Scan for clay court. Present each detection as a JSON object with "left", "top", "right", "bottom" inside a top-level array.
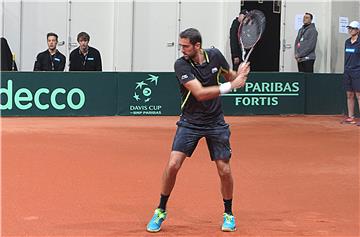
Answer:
[{"left": 1, "top": 115, "right": 359, "bottom": 236}]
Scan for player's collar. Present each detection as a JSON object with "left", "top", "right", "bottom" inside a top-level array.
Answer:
[
  {"left": 202, "top": 49, "right": 209, "bottom": 63},
  {"left": 189, "top": 49, "right": 209, "bottom": 67}
]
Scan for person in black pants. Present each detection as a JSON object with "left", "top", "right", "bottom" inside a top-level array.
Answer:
[
  {"left": 69, "top": 32, "right": 102, "bottom": 71},
  {"left": 342, "top": 21, "right": 360, "bottom": 125},
  {"left": 294, "top": 12, "right": 318, "bottom": 73},
  {"left": 34, "top": 32, "right": 66, "bottom": 71},
  {"left": 229, "top": 9, "right": 248, "bottom": 71}
]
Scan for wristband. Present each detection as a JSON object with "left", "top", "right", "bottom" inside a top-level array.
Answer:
[{"left": 219, "top": 82, "right": 232, "bottom": 95}]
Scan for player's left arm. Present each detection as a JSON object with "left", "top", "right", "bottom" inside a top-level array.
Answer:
[
  {"left": 223, "top": 63, "right": 249, "bottom": 85},
  {"left": 215, "top": 48, "right": 244, "bottom": 82},
  {"left": 222, "top": 69, "right": 237, "bottom": 82},
  {"left": 222, "top": 63, "right": 250, "bottom": 82}
]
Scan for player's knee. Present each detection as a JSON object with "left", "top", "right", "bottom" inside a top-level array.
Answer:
[
  {"left": 347, "top": 92, "right": 355, "bottom": 99},
  {"left": 218, "top": 165, "right": 232, "bottom": 178},
  {"left": 167, "top": 160, "right": 182, "bottom": 174}
]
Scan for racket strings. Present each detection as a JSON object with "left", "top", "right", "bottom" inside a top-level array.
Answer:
[{"left": 239, "top": 10, "right": 266, "bottom": 49}]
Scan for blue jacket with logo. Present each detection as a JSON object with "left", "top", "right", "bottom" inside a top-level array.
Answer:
[{"left": 344, "top": 36, "right": 360, "bottom": 73}]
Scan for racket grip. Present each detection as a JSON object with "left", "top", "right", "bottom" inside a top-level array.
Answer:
[{"left": 11, "top": 53, "right": 16, "bottom": 71}]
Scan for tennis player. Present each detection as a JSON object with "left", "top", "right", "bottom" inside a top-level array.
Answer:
[{"left": 146, "top": 28, "right": 250, "bottom": 233}]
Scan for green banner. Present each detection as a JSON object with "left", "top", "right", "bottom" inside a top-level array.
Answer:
[
  {"left": 0, "top": 72, "right": 346, "bottom": 116},
  {"left": 0, "top": 72, "right": 118, "bottom": 116},
  {"left": 117, "top": 72, "right": 180, "bottom": 115},
  {"left": 305, "top": 73, "right": 346, "bottom": 115},
  {"left": 222, "top": 73, "right": 305, "bottom": 115}
]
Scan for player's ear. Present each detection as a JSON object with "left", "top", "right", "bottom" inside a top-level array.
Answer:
[{"left": 194, "top": 42, "right": 201, "bottom": 50}]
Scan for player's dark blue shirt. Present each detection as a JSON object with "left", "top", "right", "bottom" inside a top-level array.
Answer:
[
  {"left": 174, "top": 47, "right": 229, "bottom": 126},
  {"left": 344, "top": 36, "right": 360, "bottom": 72}
]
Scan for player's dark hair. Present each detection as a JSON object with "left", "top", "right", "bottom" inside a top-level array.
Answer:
[
  {"left": 305, "top": 12, "right": 313, "bottom": 20},
  {"left": 47, "top": 32, "right": 58, "bottom": 41},
  {"left": 77, "top": 32, "right": 90, "bottom": 42},
  {"left": 179, "top": 28, "right": 202, "bottom": 46},
  {"left": 240, "top": 9, "right": 248, "bottom": 15}
]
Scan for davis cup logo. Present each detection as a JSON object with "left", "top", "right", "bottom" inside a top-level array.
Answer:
[
  {"left": 130, "top": 74, "right": 162, "bottom": 115},
  {"left": 133, "top": 74, "right": 159, "bottom": 103}
]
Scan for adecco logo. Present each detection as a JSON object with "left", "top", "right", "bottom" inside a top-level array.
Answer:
[{"left": 0, "top": 80, "right": 85, "bottom": 110}]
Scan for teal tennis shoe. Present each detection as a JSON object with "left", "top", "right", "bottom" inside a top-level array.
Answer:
[
  {"left": 146, "top": 208, "right": 167, "bottom": 232},
  {"left": 221, "top": 213, "right": 236, "bottom": 232}
]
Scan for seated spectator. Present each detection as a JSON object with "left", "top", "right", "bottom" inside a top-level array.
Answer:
[
  {"left": 34, "top": 32, "right": 66, "bottom": 71},
  {"left": 69, "top": 32, "right": 102, "bottom": 71}
]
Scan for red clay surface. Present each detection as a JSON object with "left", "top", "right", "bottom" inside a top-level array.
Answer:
[{"left": 1, "top": 115, "right": 359, "bottom": 236}]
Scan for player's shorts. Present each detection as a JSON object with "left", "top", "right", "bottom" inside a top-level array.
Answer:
[
  {"left": 344, "top": 70, "right": 360, "bottom": 92},
  {"left": 171, "top": 120, "right": 232, "bottom": 161}
]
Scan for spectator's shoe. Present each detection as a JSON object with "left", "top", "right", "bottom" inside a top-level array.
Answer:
[
  {"left": 221, "top": 213, "right": 236, "bottom": 232},
  {"left": 342, "top": 117, "right": 356, "bottom": 124},
  {"left": 146, "top": 208, "right": 167, "bottom": 232}
]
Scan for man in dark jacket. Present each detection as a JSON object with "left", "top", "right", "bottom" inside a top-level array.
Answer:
[
  {"left": 1, "top": 37, "right": 18, "bottom": 71},
  {"left": 69, "top": 32, "right": 102, "bottom": 71},
  {"left": 294, "top": 12, "right": 318, "bottom": 73},
  {"left": 34, "top": 32, "right": 66, "bottom": 71},
  {"left": 229, "top": 9, "right": 248, "bottom": 71}
]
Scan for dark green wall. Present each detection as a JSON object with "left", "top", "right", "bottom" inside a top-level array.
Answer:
[
  {"left": 0, "top": 72, "right": 347, "bottom": 116},
  {"left": 305, "top": 73, "right": 346, "bottom": 115},
  {"left": 222, "top": 72, "right": 305, "bottom": 115},
  {"left": 1, "top": 72, "right": 118, "bottom": 116}
]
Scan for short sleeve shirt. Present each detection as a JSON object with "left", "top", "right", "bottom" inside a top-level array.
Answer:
[
  {"left": 174, "top": 47, "right": 230, "bottom": 125},
  {"left": 344, "top": 36, "right": 360, "bottom": 73}
]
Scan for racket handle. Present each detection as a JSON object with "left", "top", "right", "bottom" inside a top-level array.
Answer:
[
  {"left": 11, "top": 53, "right": 16, "bottom": 71},
  {"left": 244, "top": 47, "right": 255, "bottom": 63},
  {"left": 242, "top": 52, "right": 246, "bottom": 62}
]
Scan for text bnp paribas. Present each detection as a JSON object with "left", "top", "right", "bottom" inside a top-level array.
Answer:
[{"left": 222, "top": 81, "right": 300, "bottom": 106}]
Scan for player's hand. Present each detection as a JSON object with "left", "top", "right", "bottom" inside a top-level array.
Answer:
[
  {"left": 237, "top": 62, "right": 250, "bottom": 76},
  {"left": 231, "top": 62, "right": 250, "bottom": 89},
  {"left": 231, "top": 76, "right": 247, "bottom": 89}
]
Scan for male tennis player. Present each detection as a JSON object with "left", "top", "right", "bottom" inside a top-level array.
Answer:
[{"left": 146, "top": 28, "right": 250, "bottom": 233}]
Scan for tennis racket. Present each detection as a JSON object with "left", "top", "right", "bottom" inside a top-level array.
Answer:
[{"left": 238, "top": 9, "right": 266, "bottom": 63}]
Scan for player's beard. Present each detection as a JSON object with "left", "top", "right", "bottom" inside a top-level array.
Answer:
[{"left": 184, "top": 51, "right": 196, "bottom": 61}]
